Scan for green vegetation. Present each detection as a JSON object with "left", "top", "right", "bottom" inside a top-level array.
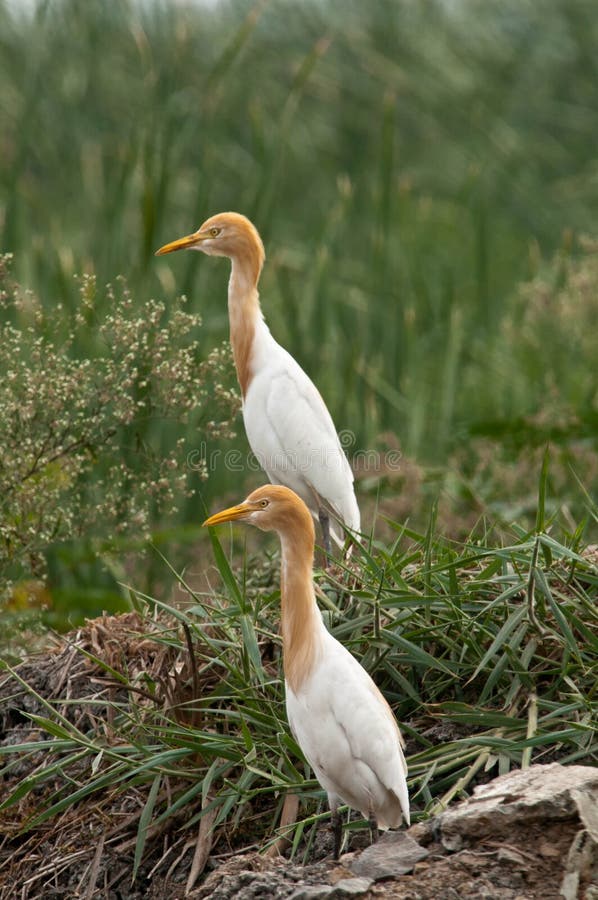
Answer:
[
  {"left": 0, "top": 2, "right": 596, "bottom": 881},
  {"left": 0, "top": 255, "right": 237, "bottom": 644}
]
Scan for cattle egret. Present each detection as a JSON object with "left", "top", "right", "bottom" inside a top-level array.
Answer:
[
  {"left": 156, "top": 212, "right": 360, "bottom": 552},
  {"left": 203, "top": 484, "right": 409, "bottom": 856}
]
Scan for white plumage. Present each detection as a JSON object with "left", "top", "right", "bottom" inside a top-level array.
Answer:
[
  {"left": 156, "top": 212, "right": 360, "bottom": 550},
  {"left": 286, "top": 630, "right": 410, "bottom": 832},
  {"left": 203, "top": 484, "right": 409, "bottom": 856},
  {"left": 243, "top": 317, "right": 360, "bottom": 545}
]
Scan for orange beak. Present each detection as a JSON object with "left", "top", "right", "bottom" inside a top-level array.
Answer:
[
  {"left": 203, "top": 502, "right": 251, "bottom": 528},
  {"left": 155, "top": 231, "right": 207, "bottom": 256}
]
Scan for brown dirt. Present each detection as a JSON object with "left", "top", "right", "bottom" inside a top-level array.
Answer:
[{"left": 375, "top": 820, "right": 581, "bottom": 900}]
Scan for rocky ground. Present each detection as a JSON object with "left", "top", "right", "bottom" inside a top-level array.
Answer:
[{"left": 191, "top": 764, "right": 598, "bottom": 900}]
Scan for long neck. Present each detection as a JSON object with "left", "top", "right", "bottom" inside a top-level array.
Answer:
[
  {"left": 228, "top": 255, "right": 263, "bottom": 396},
  {"left": 279, "top": 529, "right": 323, "bottom": 694}
]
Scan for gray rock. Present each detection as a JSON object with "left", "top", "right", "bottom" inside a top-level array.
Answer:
[
  {"left": 439, "top": 763, "right": 598, "bottom": 851},
  {"left": 560, "top": 823, "right": 598, "bottom": 900},
  {"left": 571, "top": 786, "right": 598, "bottom": 841},
  {"left": 289, "top": 887, "right": 333, "bottom": 900},
  {"left": 349, "top": 831, "right": 429, "bottom": 880},
  {"left": 332, "top": 877, "right": 374, "bottom": 896},
  {"left": 290, "top": 878, "right": 374, "bottom": 899}
]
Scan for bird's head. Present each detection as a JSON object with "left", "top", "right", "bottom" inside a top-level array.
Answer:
[
  {"left": 203, "top": 484, "right": 315, "bottom": 541},
  {"left": 155, "top": 211, "right": 265, "bottom": 273}
]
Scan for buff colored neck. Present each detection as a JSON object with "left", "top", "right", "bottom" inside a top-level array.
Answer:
[
  {"left": 279, "top": 527, "right": 324, "bottom": 694},
  {"left": 228, "top": 252, "right": 263, "bottom": 396}
]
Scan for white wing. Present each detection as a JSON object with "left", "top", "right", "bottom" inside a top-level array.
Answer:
[
  {"left": 244, "top": 328, "right": 360, "bottom": 541},
  {"left": 286, "top": 633, "right": 409, "bottom": 828}
]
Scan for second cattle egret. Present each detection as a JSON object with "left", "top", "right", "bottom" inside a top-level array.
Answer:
[
  {"left": 156, "top": 212, "right": 360, "bottom": 552},
  {"left": 203, "top": 484, "right": 409, "bottom": 856}
]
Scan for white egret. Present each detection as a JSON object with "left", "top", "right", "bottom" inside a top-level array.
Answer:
[
  {"left": 156, "top": 212, "right": 360, "bottom": 552},
  {"left": 203, "top": 484, "right": 409, "bottom": 856}
]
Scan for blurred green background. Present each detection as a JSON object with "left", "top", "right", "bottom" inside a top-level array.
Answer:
[{"left": 1, "top": 0, "right": 597, "bottom": 634}]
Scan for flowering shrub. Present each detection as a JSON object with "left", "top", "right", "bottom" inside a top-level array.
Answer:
[{"left": 0, "top": 255, "right": 239, "bottom": 604}]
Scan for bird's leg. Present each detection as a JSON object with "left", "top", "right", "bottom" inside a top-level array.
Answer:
[
  {"left": 318, "top": 509, "right": 332, "bottom": 557},
  {"left": 329, "top": 797, "right": 342, "bottom": 860},
  {"left": 368, "top": 810, "right": 379, "bottom": 846}
]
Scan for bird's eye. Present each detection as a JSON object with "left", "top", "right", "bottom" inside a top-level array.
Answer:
[
  {"left": 209, "top": 227, "right": 220, "bottom": 237},
  {"left": 259, "top": 499, "right": 269, "bottom": 508}
]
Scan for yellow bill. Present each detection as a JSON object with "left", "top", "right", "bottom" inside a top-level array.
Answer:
[
  {"left": 203, "top": 502, "right": 250, "bottom": 527},
  {"left": 155, "top": 231, "right": 205, "bottom": 256}
]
